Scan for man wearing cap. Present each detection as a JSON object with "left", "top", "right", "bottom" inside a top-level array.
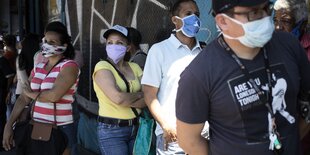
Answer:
[
  {"left": 141, "top": 0, "right": 202, "bottom": 154},
  {"left": 175, "top": 0, "right": 310, "bottom": 155}
]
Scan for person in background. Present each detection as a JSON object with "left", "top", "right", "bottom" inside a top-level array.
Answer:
[
  {"left": 93, "top": 25, "right": 145, "bottom": 155},
  {"left": 274, "top": 1, "right": 310, "bottom": 154},
  {"left": 141, "top": 0, "right": 202, "bottom": 154},
  {"left": 15, "top": 33, "right": 41, "bottom": 99},
  {"left": 0, "top": 36, "right": 15, "bottom": 152},
  {"left": 126, "top": 27, "right": 147, "bottom": 70},
  {"left": 32, "top": 25, "right": 83, "bottom": 155},
  {"left": 175, "top": 0, "right": 310, "bottom": 154},
  {"left": 274, "top": 0, "right": 310, "bottom": 60},
  {"left": 5, "top": 34, "right": 41, "bottom": 123},
  {"left": 3, "top": 21, "right": 80, "bottom": 155},
  {"left": 2, "top": 35, "right": 17, "bottom": 70}
]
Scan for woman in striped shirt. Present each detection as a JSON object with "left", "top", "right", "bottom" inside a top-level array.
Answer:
[{"left": 3, "top": 21, "right": 80, "bottom": 155}]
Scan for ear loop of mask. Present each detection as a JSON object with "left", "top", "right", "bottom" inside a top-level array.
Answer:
[
  {"left": 173, "top": 14, "right": 197, "bottom": 32},
  {"left": 218, "top": 14, "right": 244, "bottom": 40},
  {"left": 173, "top": 16, "right": 184, "bottom": 32}
]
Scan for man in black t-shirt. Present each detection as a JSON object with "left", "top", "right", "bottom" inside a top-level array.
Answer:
[{"left": 175, "top": 0, "right": 310, "bottom": 155}]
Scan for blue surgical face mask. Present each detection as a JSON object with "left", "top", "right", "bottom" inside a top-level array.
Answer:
[
  {"left": 175, "top": 14, "right": 201, "bottom": 38},
  {"left": 221, "top": 14, "right": 275, "bottom": 48}
]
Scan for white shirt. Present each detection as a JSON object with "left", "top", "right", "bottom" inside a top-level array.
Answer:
[{"left": 141, "top": 34, "right": 202, "bottom": 136}]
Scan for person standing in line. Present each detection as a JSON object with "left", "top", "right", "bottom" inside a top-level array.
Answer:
[
  {"left": 3, "top": 21, "right": 80, "bottom": 155},
  {"left": 15, "top": 33, "right": 41, "bottom": 99},
  {"left": 0, "top": 38, "right": 15, "bottom": 152},
  {"left": 126, "top": 27, "right": 147, "bottom": 70},
  {"left": 2, "top": 35, "right": 17, "bottom": 70},
  {"left": 93, "top": 25, "right": 145, "bottom": 155},
  {"left": 175, "top": 0, "right": 310, "bottom": 155},
  {"left": 273, "top": 1, "right": 310, "bottom": 154},
  {"left": 274, "top": 0, "right": 310, "bottom": 61},
  {"left": 141, "top": 0, "right": 202, "bottom": 154}
]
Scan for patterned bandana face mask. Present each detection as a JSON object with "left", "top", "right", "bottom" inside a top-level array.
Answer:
[{"left": 41, "top": 43, "right": 67, "bottom": 58}]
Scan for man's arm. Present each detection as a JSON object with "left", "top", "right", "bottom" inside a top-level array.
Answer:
[
  {"left": 143, "top": 85, "right": 177, "bottom": 143},
  {"left": 177, "top": 119, "right": 208, "bottom": 155}
]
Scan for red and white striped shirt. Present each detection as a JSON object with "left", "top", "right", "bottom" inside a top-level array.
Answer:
[{"left": 30, "top": 59, "right": 79, "bottom": 126}]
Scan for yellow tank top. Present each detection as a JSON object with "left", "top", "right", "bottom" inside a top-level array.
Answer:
[{"left": 93, "top": 61, "right": 142, "bottom": 119}]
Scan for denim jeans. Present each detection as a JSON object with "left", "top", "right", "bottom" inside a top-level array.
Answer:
[
  {"left": 156, "top": 134, "right": 186, "bottom": 155},
  {"left": 58, "top": 123, "right": 77, "bottom": 151},
  {"left": 97, "top": 122, "right": 137, "bottom": 155}
]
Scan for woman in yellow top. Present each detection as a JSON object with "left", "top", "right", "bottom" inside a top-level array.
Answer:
[{"left": 93, "top": 25, "right": 145, "bottom": 155}]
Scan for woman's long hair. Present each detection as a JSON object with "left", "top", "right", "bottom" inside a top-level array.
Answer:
[
  {"left": 18, "top": 33, "right": 40, "bottom": 76},
  {"left": 45, "top": 21, "right": 75, "bottom": 59}
]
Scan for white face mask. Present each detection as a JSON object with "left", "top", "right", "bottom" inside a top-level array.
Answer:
[{"left": 221, "top": 14, "right": 275, "bottom": 48}]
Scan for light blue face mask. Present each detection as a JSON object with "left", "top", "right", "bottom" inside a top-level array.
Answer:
[
  {"left": 175, "top": 14, "right": 201, "bottom": 38},
  {"left": 221, "top": 14, "right": 275, "bottom": 48}
]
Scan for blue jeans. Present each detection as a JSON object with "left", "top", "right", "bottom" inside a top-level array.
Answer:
[
  {"left": 58, "top": 123, "right": 77, "bottom": 151},
  {"left": 97, "top": 122, "right": 137, "bottom": 155}
]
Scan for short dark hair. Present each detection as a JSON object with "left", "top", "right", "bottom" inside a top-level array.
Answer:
[
  {"left": 45, "top": 21, "right": 75, "bottom": 59},
  {"left": 3, "top": 34, "right": 16, "bottom": 48},
  {"left": 170, "top": 0, "right": 197, "bottom": 16},
  {"left": 126, "top": 27, "right": 142, "bottom": 49}
]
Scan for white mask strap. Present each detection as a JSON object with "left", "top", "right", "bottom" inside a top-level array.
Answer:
[{"left": 174, "top": 16, "right": 183, "bottom": 32}]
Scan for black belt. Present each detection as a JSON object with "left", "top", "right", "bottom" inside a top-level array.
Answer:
[{"left": 98, "top": 116, "right": 139, "bottom": 127}]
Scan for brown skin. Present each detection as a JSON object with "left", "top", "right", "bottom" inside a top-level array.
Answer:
[
  {"left": 143, "top": 0, "right": 199, "bottom": 152},
  {"left": 171, "top": 1, "right": 200, "bottom": 50},
  {"left": 274, "top": 8, "right": 295, "bottom": 32},
  {"left": 274, "top": 8, "right": 308, "bottom": 40},
  {"left": 93, "top": 32, "right": 145, "bottom": 109},
  {"left": 2, "top": 31, "right": 79, "bottom": 155},
  {"left": 274, "top": 9, "right": 310, "bottom": 140}
]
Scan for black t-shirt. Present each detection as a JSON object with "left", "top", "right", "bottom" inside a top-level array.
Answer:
[{"left": 176, "top": 32, "right": 310, "bottom": 155}]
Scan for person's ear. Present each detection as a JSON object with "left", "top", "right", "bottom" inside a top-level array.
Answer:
[
  {"left": 215, "top": 14, "right": 229, "bottom": 31},
  {"left": 126, "top": 45, "right": 131, "bottom": 53},
  {"left": 63, "top": 43, "right": 68, "bottom": 47},
  {"left": 172, "top": 16, "right": 178, "bottom": 25}
]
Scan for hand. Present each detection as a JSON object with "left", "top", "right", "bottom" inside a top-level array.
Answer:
[
  {"left": 162, "top": 125, "right": 177, "bottom": 150},
  {"left": 2, "top": 124, "right": 14, "bottom": 151},
  {"left": 137, "top": 92, "right": 144, "bottom": 99}
]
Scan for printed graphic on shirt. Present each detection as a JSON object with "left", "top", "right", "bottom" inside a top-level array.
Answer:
[{"left": 228, "top": 63, "right": 295, "bottom": 143}]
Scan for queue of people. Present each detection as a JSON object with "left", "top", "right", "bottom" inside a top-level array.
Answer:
[{"left": 1, "top": 0, "right": 310, "bottom": 155}]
